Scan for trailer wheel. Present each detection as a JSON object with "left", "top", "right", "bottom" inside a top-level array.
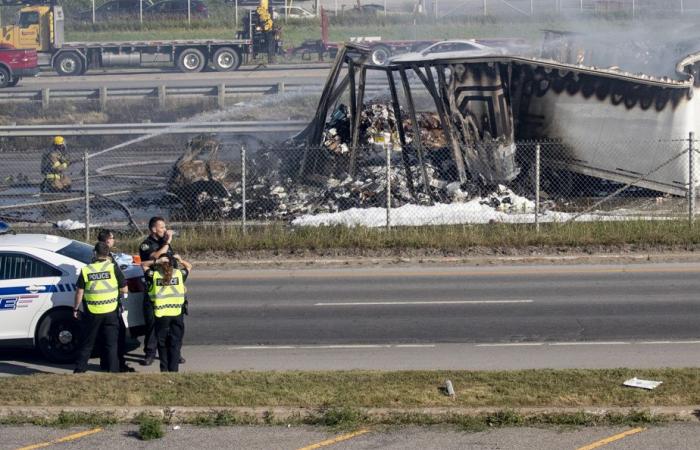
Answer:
[
  {"left": 177, "top": 48, "right": 206, "bottom": 73},
  {"left": 7, "top": 76, "right": 20, "bottom": 87},
  {"left": 212, "top": 47, "right": 241, "bottom": 72},
  {"left": 0, "top": 67, "right": 9, "bottom": 88},
  {"left": 36, "top": 309, "right": 83, "bottom": 363},
  {"left": 370, "top": 45, "right": 392, "bottom": 66},
  {"left": 54, "top": 52, "right": 84, "bottom": 76}
]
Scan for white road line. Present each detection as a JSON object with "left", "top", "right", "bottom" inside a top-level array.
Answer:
[
  {"left": 476, "top": 343, "right": 544, "bottom": 347},
  {"left": 314, "top": 300, "right": 534, "bottom": 306},
  {"left": 639, "top": 340, "right": 700, "bottom": 345},
  {"left": 549, "top": 341, "right": 630, "bottom": 346},
  {"left": 395, "top": 344, "right": 437, "bottom": 348}
]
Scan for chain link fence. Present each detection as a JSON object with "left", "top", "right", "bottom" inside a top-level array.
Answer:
[{"left": 0, "top": 132, "right": 698, "bottom": 238}]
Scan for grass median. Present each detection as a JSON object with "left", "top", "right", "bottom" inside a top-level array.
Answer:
[{"left": 2, "top": 369, "right": 699, "bottom": 408}]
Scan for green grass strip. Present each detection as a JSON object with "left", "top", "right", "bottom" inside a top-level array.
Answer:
[{"left": 1, "top": 369, "right": 698, "bottom": 408}]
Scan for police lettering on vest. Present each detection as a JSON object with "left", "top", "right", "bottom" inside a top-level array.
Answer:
[
  {"left": 81, "top": 260, "right": 119, "bottom": 314},
  {"left": 148, "top": 269, "right": 186, "bottom": 318}
]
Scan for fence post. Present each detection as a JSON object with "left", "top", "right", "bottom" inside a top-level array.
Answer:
[
  {"left": 689, "top": 132, "right": 695, "bottom": 226},
  {"left": 386, "top": 141, "right": 392, "bottom": 230},
  {"left": 483, "top": 0, "right": 487, "bottom": 15},
  {"left": 217, "top": 83, "right": 226, "bottom": 109},
  {"left": 83, "top": 150, "right": 90, "bottom": 242},
  {"left": 41, "top": 88, "right": 50, "bottom": 110},
  {"left": 241, "top": 144, "right": 247, "bottom": 234},
  {"left": 158, "top": 85, "right": 166, "bottom": 108},
  {"left": 535, "top": 143, "right": 540, "bottom": 233}
]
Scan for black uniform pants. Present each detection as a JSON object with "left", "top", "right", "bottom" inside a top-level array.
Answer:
[
  {"left": 75, "top": 310, "right": 119, "bottom": 373},
  {"left": 143, "top": 297, "right": 157, "bottom": 357},
  {"left": 155, "top": 314, "right": 184, "bottom": 372},
  {"left": 100, "top": 313, "right": 128, "bottom": 371}
]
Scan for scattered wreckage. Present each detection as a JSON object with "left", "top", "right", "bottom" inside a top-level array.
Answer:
[{"left": 168, "top": 38, "right": 700, "bottom": 221}]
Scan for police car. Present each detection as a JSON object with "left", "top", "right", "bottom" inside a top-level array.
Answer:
[{"left": 0, "top": 225, "right": 145, "bottom": 362}]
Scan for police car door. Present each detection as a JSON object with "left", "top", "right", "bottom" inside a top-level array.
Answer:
[{"left": 0, "top": 250, "right": 64, "bottom": 340}]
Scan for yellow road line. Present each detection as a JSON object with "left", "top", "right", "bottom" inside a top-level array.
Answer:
[
  {"left": 16, "top": 428, "right": 103, "bottom": 450},
  {"left": 576, "top": 427, "right": 646, "bottom": 450},
  {"left": 192, "top": 265, "right": 700, "bottom": 281},
  {"left": 297, "top": 429, "right": 371, "bottom": 450}
]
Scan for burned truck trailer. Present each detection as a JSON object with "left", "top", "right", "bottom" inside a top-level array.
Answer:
[{"left": 298, "top": 43, "right": 700, "bottom": 196}]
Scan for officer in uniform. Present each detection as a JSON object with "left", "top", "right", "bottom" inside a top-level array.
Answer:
[
  {"left": 97, "top": 229, "right": 135, "bottom": 373},
  {"left": 40, "top": 136, "right": 71, "bottom": 193},
  {"left": 139, "top": 216, "right": 176, "bottom": 366},
  {"left": 146, "top": 255, "right": 191, "bottom": 372},
  {"left": 73, "top": 242, "right": 127, "bottom": 373}
]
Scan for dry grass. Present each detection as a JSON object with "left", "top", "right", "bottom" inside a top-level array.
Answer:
[{"left": 1, "top": 369, "right": 698, "bottom": 408}]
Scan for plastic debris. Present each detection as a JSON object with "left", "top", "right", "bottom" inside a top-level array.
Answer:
[{"left": 623, "top": 377, "right": 663, "bottom": 390}]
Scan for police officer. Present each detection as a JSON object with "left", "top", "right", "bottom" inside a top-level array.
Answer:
[
  {"left": 146, "top": 255, "right": 191, "bottom": 372},
  {"left": 73, "top": 242, "right": 127, "bottom": 373},
  {"left": 139, "top": 216, "right": 176, "bottom": 366},
  {"left": 40, "top": 136, "right": 71, "bottom": 193},
  {"left": 97, "top": 229, "right": 135, "bottom": 373}
]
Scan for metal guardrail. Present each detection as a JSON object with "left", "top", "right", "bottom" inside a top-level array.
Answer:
[
  {"left": 0, "top": 120, "right": 309, "bottom": 136},
  {"left": 0, "top": 81, "right": 409, "bottom": 109}
]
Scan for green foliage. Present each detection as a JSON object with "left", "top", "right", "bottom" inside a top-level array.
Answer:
[{"left": 137, "top": 415, "right": 164, "bottom": 440}]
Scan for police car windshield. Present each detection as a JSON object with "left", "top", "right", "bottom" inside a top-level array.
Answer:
[{"left": 55, "top": 241, "right": 94, "bottom": 265}]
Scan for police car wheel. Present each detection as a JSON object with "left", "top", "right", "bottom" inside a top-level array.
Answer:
[{"left": 37, "top": 309, "right": 83, "bottom": 363}]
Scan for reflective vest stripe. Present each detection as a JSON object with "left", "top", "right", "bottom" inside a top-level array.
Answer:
[
  {"left": 81, "top": 260, "right": 118, "bottom": 314},
  {"left": 148, "top": 269, "right": 186, "bottom": 318}
]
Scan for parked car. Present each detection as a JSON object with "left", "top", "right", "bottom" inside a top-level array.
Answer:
[
  {"left": 0, "top": 230, "right": 146, "bottom": 362},
  {"left": 145, "top": 0, "right": 209, "bottom": 19},
  {"left": 225, "top": 0, "right": 286, "bottom": 5},
  {"left": 344, "top": 3, "right": 384, "bottom": 16},
  {"left": 0, "top": 44, "right": 39, "bottom": 88},
  {"left": 76, "top": 0, "right": 154, "bottom": 22},
  {"left": 272, "top": 5, "right": 314, "bottom": 19},
  {"left": 389, "top": 39, "right": 507, "bottom": 63}
]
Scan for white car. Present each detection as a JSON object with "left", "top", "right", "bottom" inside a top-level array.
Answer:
[
  {"left": 272, "top": 5, "right": 315, "bottom": 19},
  {"left": 0, "top": 230, "right": 145, "bottom": 362},
  {"left": 389, "top": 39, "right": 507, "bottom": 64}
]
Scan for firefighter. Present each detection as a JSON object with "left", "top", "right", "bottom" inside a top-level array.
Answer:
[
  {"left": 73, "top": 242, "right": 127, "bottom": 373},
  {"left": 146, "top": 255, "right": 191, "bottom": 372},
  {"left": 40, "top": 136, "right": 71, "bottom": 193}
]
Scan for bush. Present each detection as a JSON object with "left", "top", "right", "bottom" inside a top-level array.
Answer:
[{"left": 138, "top": 416, "right": 164, "bottom": 440}]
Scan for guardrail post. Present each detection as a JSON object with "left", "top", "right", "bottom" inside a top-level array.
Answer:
[
  {"left": 99, "top": 86, "right": 108, "bottom": 111},
  {"left": 84, "top": 150, "right": 90, "bottom": 241},
  {"left": 217, "top": 83, "right": 226, "bottom": 109},
  {"left": 276, "top": 82, "right": 285, "bottom": 94},
  {"left": 41, "top": 88, "right": 50, "bottom": 110},
  {"left": 689, "top": 132, "right": 695, "bottom": 226},
  {"left": 535, "top": 143, "right": 540, "bottom": 233},
  {"left": 241, "top": 144, "right": 247, "bottom": 234},
  {"left": 158, "top": 85, "right": 166, "bottom": 108}
]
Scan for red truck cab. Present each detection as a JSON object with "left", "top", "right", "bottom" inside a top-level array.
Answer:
[{"left": 0, "top": 43, "right": 39, "bottom": 88}]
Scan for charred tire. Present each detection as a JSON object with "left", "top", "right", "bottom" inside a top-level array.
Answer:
[
  {"left": 370, "top": 45, "right": 392, "bottom": 66},
  {"left": 7, "top": 76, "right": 20, "bottom": 87},
  {"left": 36, "top": 309, "right": 83, "bottom": 363},
  {"left": 54, "top": 52, "right": 84, "bottom": 76},
  {"left": 212, "top": 47, "right": 241, "bottom": 72},
  {"left": 177, "top": 48, "right": 206, "bottom": 73},
  {"left": 0, "top": 67, "right": 10, "bottom": 88}
]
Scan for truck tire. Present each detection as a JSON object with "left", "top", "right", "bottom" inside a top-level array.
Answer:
[
  {"left": 211, "top": 47, "right": 241, "bottom": 72},
  {"left": 54, "top": 52, "right": 84, "bottom": 77},
  {"left": 177, "top": 48, "right": 206, "bottom": 73},
  {"left": 36, "top": 309, "right": 83, "bottom": 363},
  {"left": 7, "top": 76, "right": 20, "bottom": 87},
  {"left": 0, "top": 67, "right": 9, "bottom": 88},
  {"left": 370, "top": 45, "right": 392, "bottom": 66}
]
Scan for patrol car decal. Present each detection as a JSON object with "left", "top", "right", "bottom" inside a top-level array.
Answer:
[
  {"left": 0, "top": 295, "right": 37, "bottom": 310},
  {"left": 0, "top": 284, "right": 74, "bottom": 296}
]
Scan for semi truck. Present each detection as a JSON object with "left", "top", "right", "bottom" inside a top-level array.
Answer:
[{"left": 0, "top": 0, "right": 280, "bottom": 76}]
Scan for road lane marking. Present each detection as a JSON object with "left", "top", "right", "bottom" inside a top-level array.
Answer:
[
  {"left": 549, "top": 341, "right": 630, "bottom": 346},
  {"left": 297, "top": 429, "right": 371, "bottom": 450},
  {"left": 191, "top": 265, "right": 700, "bottom": 280},
  {"left": 395, "top": 344, "right": 436, "bottom": 348},
  {"left": 576, "top": 427, "right": 646, "bottom": 450},
  {"left": 314, "top": 300, "right": 534, "bottom": 306},
  {"left": 639, "top": 340, "right": 700, "bottom": 344},
  {"left": 476, "top": 343, "right": 544, "bottom": 347},
  {"left": 16, "top": 428, "right": 103, "bottom": 450}
]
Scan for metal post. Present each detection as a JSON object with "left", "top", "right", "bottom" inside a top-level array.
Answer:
[
  {"left": 284, "top": 0, "right": 288, "bottom": 23},
  {"left": 92, "top": 0, "right": 96, "bottom": 23},
  {"left": 188, "top": 0, "right": 191, "bottom": 25},
  {"left": 140, "top": 0, "right": 143, "bottom": 25},
  {"left": 84, "top": 151, "right": 90, "bottom": 242},
  {"left": 580, "top": 0, "right": 583, "bottom": 12},
  {"left": 681, "top": 0, "right": 684, "bottom": 14},
  {"left": 689, "top": 132, "right": 695, "bottom": 226},
  {"left": 235, "top": 0, "right": 238, "bottom": 25},
  {"left": 530, "top": 0, "right": 533, "bottom": 16},
  {"left": 335, "top": 0, "right": 338, "bottom": 16},
  {"left": 384, "top": 0, "right": 387, "bottom": 16},
  {"left": 631, "top": 0, "right": 635, "bottom": 18},
  {"left": 386, "top": 141, "right": 392, "bottom": 230},
  {"left": 535, "top": 144, "right": 540, "bottom": 233},
  {"left": 483, "top": 0, "right": 487, "bottom": 15},
  {"left": 241, "top": 144, "right": 247, "bottom": 233}
]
